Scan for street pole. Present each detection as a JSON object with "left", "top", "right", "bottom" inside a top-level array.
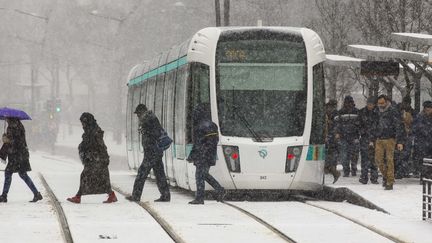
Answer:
[
  {"left": 223, "top": 0, "right": 230, "bottom": 26},
  {"left": 215, "top": 0, "right": 221, "bottom": 27}
]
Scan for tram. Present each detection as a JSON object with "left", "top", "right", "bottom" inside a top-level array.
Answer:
[{"left": 126, "top": 27, "right": 326, "bottom": 191}]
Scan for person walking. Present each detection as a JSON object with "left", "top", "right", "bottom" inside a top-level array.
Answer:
[
  {"left": 358, "top": 97, "right": 379, "bottom": 184},
  {"left": 187, "top": 104, "right": 225, "bottom": 205},
  {"left": 324, "top": 99, "right": 340, "bottom": 183},
  {"left": 372, "top": 95, "right": 405, "bottom": 190},
  {"left": 0, "top": 118, "right": 42, "bottom": 203},
  {"left": 126, "top": 104, "right": 170, "bottom": 202},
  {"left": 67, "top": 113, "right": 117, "bottom": 203},
  {"left": 413, "top": 101, "right": 432, "bottom": 178},
  {"left": 334, "top": 96, "right": 360, "bottom": 177}
]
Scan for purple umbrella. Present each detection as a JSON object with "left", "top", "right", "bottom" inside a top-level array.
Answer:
[{"left": 0, "top": 107, "right": 32, "bottom": 120}]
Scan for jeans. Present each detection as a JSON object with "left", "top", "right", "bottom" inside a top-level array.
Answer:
[
  {"left": 132, "top": 157, "right": 170, "bottom": 200},
  {"left": 2, "top": 171, "right": 38, "bottom": 196},
  {"left": 195, "top": 163, "right": 223, "bottom": 201},
  {"left": 360, "top": 137, "right": 378, "bottom": 181},
  {"left": 339, "top": 138, "right": 359, "bottom": 174}
]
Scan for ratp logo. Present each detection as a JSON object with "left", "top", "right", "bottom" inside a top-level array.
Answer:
[{"left": 258, "top": 149, "right": 268, "bottom": 159}]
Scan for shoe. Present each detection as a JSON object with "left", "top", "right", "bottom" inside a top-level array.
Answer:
[
  {"left": 395, "top": 174, "right": 403, "bottom": 180},
  {"left": 67, "top": 195, "right": 81, "bottom": 204},
  {"left": 0, "top": 195, "right": 7, "bottom": 203},
  {"left": 359, "top": 178, "right": 368, "bottom": 184},
  {"left": 188, "top": 199, "right": 204, "bottom": 205},
  {"left": 382, "top": 179, "right": 387, "bottom": 187},
  {"left": 103, "top": 191, "right": 118, "bottom": 203},
  {"left": 343, "top": 172, "right": 349, "bottom": 177},
  {"left": 370, "top": 180, "right": 379, "bottom": 184},
  {"left": 351, "top": 171, "right": 357, "bottom": 177},
  {"left": 216, "top": 189, "right": 226, "bottom": 202},
  {"left": 154, "top": 196, "right": 170, "bottom": 202},
  {"left": 333, "top": 170, "right": 341, "bottom": 184},
  {"left": 384, "top": 184, "right": 393, "bottom": 190},
  {"left": 30, "top": 192, "right": 43, "bottom": 203},
  {"left": 125, "top": 195, "right": 140, "bottom": 202}
]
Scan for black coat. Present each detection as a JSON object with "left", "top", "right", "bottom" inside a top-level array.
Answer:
[
  {"left": 188, "top": 120, "right": 219, "bottom": 166},
  {"left": 334, "top": 107, "right": 360, "bottom": 140},
  {"left": 413, "top": 112, "right": 432, "bottom": 158},
  {"left": 139, "top": 110, "right": 163, "bottom": 163},
  {"left": 3, "top": 120, "right": 31, "bottom": 173},
  {"left": 373, "top": 105, "right": 405, "bottom": 144},
  {"left": 78, "top": 115, "right": 111, "bottom": 195},
  {"left": 358, "top": 107, "right": 379, "bottom": 141}
]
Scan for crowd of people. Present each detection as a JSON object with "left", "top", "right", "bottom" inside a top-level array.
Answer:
[{"left": 325, "top": 94, "right": 432, "bottom": 190}]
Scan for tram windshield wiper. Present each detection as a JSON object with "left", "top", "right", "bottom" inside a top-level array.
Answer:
[{"left": 231, "top": 86, "right": 263, "bottom": 142}]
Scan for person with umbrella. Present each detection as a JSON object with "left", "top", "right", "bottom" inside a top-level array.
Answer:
[
  {"left": 67, "top": 112, "right": 117, "bottom": 204},
  {"left": 0, "top": 107, "right": 42, "bottom": 203}
]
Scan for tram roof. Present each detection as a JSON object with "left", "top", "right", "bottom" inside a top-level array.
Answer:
[
  {"left": 392, "top": 32, "right": 432, "bottom": 46},
  {"left": 325, "top": 54, "right": 363, "bottom": 68},
  {"left": 348, "top": 44, "right": 428, "bottom": 63}
]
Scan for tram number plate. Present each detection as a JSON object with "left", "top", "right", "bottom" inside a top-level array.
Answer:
[{"left": 260, "top": 176, "right": 267, "bottom": 180}]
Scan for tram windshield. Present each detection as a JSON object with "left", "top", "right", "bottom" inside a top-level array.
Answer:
[{"left": 216, "top": 36, "right": 307, "bottom": 138}]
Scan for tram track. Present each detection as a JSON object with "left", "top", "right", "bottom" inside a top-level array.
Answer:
[
  {"left": 303, "top": 201, "right": 408, "bottom": 243},
  {"left": 222, "top": 201, "right": 297, "bottom": 243},
  {"left": 112, "top": 185, "right": 185, "bottom": 243},
  {"left": 38, "top": 172, "right": 74, "bottom": 243}
]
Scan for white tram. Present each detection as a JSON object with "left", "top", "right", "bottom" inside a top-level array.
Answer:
[{"left": 126, "top": 27, "right": 326, "bottom": 191}]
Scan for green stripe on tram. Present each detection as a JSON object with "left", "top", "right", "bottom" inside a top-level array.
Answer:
[{"left": 129, "top": 55, "right": 188, "bottom": 86}]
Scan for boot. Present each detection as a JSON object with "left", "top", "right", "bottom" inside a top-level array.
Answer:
[
  {"left": 0, "top": 194, "right": 7, "bottom": 203},
  {"left": 154, "top": 196, "right": 170, "bottom": 202},
  {"left": 384, "top": 184, "right": 393, "bottom": 190},
  {"left": 67, "top": 195, "right": 81, "bottom": 204},
  {"left": 370, "top": 179, "right": 379, "bottom": 184},
  {"left": 351, "top": 170, "right": 357, "bottom": 177},
  {"left": 103, "top": 191, "right": 118, "bottom": 203},
  {"left": 125, "top": 195, "right": 140, "bottom": 202},
  {"left": 188, "top": 199, "right": 204, "bottom": 205},
  {"left": 359, "top": 177, "right": 368, "bottom": 185},
  {"left": 30, "top": 192, "right": 43, "bottom": 203},
  {"left": 331, "top": 168, "right": 341, "bottom": 184}
]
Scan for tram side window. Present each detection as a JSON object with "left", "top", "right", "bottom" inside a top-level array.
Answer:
[
  {"left": 126, "top": 88, "right": 133, "bottom": 150},
  {"left": 155, "top": 74, "right": 165, "bottom": 124},
  {"left": 310, "top": 63, "right": 325, "bottom": 144},
  {"left": 131, "top": 86, "right": 141, "bottom": 149},
  {"left": 188, "top": 63, "right": 210, "bottom": 143},
  {"left": 146, "top": 78, "right": 156, "bottom": 111},
  {"left": 174, "top": 65, "right": 189, "bottom": 159}
]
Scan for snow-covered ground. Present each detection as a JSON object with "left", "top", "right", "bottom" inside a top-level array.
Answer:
[{"left": 0, "top": 152, "right": 430, "bottom": 243}]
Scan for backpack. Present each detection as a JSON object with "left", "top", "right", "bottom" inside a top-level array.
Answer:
[{"left": 157, "top": 128, "right": 173, "bottom": 151}]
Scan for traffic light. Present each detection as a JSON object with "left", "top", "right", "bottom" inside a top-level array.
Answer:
[{"left": 55, "top": 99, "right": 61, "bottom": 113}]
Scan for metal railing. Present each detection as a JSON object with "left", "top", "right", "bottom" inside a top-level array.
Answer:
[{"left": 422, "top": 158, "right": 432, "bottom": 221}]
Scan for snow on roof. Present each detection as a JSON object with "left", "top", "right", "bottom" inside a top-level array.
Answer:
[
  {"left": 392, "top": 32, "right": 432, "bottom": 46},
  {"left": 325, "top": 54, "right": 364, "bottom": 68},
  {"left": 348, "top": 44, "right": 428, "bottom": 63}
]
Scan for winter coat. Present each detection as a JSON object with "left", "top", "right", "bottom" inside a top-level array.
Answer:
[
  {"left": 334, "top": 107, "right": 360, "bottom": 140},
  {"left": 358, "top": 107, "right": 379, "bottom": 141},
  {"left": 413, "top": 112, "right": 432, "bottom": 158},
  {"left": 372, "top": 105, "right": 405, "bottom": 144},
  {"left": 77, "top": 113, "right": 111, "bottom": 195},
  {"left": 188, "top": 120, "right": 219, "bottom": 166},
  {"left": 3, "top": 120, "right": 31, "bottom": 173},
  {"left": 139, "top": 110, "right": 163, "bottom": 163}
]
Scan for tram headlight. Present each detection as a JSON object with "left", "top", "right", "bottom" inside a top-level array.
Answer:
[
  {"left": 223, "top": 145, "right": 241, "bottom": 173},
  {"left": 285, "top": 146, "right": 303, "bottom": 173}
]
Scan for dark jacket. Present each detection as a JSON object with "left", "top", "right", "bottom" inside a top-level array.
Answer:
[
  {"left": 413, "top": 112, "right": 432, "bottom": 157},
  {"left": 325, "top": 110, "right": 338, "bottom": 146},
  {"left": 334, "top": 107, "right": 360, "bottom": 140},
  {"left": 3, "top": 119, "right": 31, "bottom": 173},
  {"left": 78, "top": 113, "right": 111, "bottom": 195},
  {"left": 188, "top": 104, "right": 219, "bottom": 166},
  {"left": 140, "top": 110, "right": 163, "bottom": 161},
  {"left": 358, "top": 106, "right": 379, "bottom": 141},
  {"left": 373, "top": 105, "right": 405, "bottom": 144}
]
